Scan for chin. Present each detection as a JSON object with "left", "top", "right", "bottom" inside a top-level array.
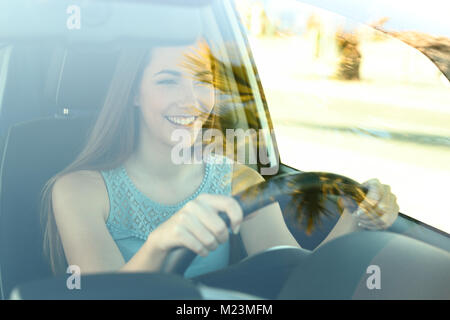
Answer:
[{"left": 167, "top": 127, "right": 202, "bottom": 146}]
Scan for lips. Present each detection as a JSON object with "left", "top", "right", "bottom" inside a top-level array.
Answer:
[{"left": 165, "top": 115, "right": 198, "bottom": 126}]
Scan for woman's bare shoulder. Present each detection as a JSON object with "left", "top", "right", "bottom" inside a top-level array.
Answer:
[
  {"left": 231, "top": 163, "right": 265, "bottom": 195},
  {"left": 54, "top": 170, "right": 106, "bottom": 194},
  {"left": 52, "top": 170, "right": 109, "bottom": 221}
]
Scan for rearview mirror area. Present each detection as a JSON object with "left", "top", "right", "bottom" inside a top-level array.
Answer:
[{"left": 0, "top": 0, "right": 207, "bottom": 45}]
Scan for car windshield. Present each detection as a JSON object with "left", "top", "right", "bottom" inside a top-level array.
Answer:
[{"left": 0, "top": 0, "right": 449, "bottom": 300}]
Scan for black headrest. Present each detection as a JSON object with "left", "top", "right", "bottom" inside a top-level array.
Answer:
[
  {"left": 0, "top": 44, "right": 115, "bottom": 137},
  {"left": 0, "top": 116, "right": 95, "bottom": 299},
  {"left": 53, "top": 47, "right": 119, "bottom": 116},
  {"left": 0, "top": 44, "right": 55, "bottom": 124}
]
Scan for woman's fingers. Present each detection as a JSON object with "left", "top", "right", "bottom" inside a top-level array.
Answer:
[
  {"left": 189, "top": 199, "right": 230, "bottom": 244},
  {"left": 359, "top": 179, "right": 384, "bottom": 216},
  {"left": 356, "top": 180, "right": 399, "bottom": 229},
  {"left": 196, "top": 194, "right": 243, "bottom": 234},
  {"left": 174, "top": 226, "right": 210, "bottom": 257},
  {"left": 182, "top": 200, "right": 224, "bottom": 248},
  {"left": 155, "top": 194, "right": 243, "bottom": 257},
  {"left": 169, "top": 194, "right": 243, "bottom": 257}
]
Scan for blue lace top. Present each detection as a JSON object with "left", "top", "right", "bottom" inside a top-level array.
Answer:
[{"left": 100, "top": 155, "right": 234, "bottom": 278}]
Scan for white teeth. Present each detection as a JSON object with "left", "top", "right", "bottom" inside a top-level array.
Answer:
[{"left": 166, "top": 116, "right": 196, "bottom": 126}]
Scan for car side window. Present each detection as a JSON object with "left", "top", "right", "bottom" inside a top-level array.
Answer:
[
  {"left": 0, "top": 44, "right": 12, "bottom": 114},
  {"left": 237, "top": 0, "right": 450, "bottom": 233}
]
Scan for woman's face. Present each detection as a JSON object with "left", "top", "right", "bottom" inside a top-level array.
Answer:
[{"left": 136, "top": 42, "right": 215, "bottom": 148}]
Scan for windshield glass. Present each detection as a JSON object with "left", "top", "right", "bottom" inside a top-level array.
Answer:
[{"left": 0, "top": 0, "right": 448, "bottom": 301}]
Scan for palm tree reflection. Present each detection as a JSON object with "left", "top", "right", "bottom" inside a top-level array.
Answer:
[
  {"left": 181, "top": 39, "right": 259, "bottom": 128},
  {"left": 234, "top": 171, "right": 367, "bottom": 235}
]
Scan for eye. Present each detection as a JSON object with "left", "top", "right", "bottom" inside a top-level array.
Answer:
[{"left": 157, "top": 79, "right": 178, "bottom": 86}]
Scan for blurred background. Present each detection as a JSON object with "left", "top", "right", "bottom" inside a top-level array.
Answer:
[{"left": 235, "top": 0, "right": 450, "bottom": 233}]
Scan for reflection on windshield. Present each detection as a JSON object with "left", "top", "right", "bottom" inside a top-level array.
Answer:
[
  {"left": 237, "top": 0, "right": 450, "bottom": 233},
  {"left": 235, "top": 171, "right": 367, "bottom": 235},
  {"left": 1, "top": 0, "right": 447, "bottom": 301}
]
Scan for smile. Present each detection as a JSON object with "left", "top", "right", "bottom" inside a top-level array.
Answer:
[{"left": 165, "top": 115, "right": 198, "bottom": 126}]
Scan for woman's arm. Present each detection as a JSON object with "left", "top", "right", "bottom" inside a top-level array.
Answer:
[
  {"left": 315, "top": 178, "right": 399, "bottom": 249},
  {"left": 52, "top": 170, "right": 244, "bottom": 274},
  {"left": 232, "top": 164, "right": 399, "bottom": 254},
  {"left": 52, "top": 170, "right": 168, "bottom": 274},
  {"left": 231, "top": 164, "right": 301, "bottom": 256},
  {"left": 313, "top": 208, "right": 359, "bottom": 250}
]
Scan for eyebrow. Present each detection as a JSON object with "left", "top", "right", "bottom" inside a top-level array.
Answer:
[
  {"left": 153, "top": 69, "right": 214, "bottom": 79},
  {"left": 153, "top": 69, "right": 182, "bottom": 77},
  {"left": 195, "top": 70, "right": 213, "bottom": 77}
]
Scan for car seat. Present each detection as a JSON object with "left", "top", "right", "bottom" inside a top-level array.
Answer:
[{"left": 0, "top": 116, "right": 96, "bottom": 299}]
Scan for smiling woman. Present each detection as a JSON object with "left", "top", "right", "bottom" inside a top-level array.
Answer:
[
  {"left": 39, "top": 34, "right": 302, "bottom": 277},
  {"left": 40, "top": 37, "right": 399, "bottom": 283},
  {"left": 3, "top": 0, "right": 438, "bottom": 301},
  {"left": 41, "top": 39, "right": 237, "bottom": 276},
  {"left": 38, "top": 12, "right": 401, "bottom": 283}
]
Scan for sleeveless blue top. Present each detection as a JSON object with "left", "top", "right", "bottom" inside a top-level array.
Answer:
[{"left": 100, "top": 155, "right": 234, "bottom": 278}]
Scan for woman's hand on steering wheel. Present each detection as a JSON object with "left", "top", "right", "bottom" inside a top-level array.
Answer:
[
  {"left": 157, "top": 171, "right": 401, "bottom": 275},
  {"left": 148, "top": 194, "right": 243, "bottom": 258},
  {"left": 355, "top": 179, "right": 399, "bottom": 230}
]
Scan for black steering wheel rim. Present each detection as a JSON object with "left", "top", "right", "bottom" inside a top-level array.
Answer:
[{"left": 160, "top": 171, "right": 368, "bottom": 275}]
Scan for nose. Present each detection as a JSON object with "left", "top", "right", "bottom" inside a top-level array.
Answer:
[{"left": 179, "top": 80, "right": 201, "bottom": 113}]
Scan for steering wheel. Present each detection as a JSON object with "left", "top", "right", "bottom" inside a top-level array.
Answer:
[{"left": 160, "top": 171, "right": 369, "bottom": 275}]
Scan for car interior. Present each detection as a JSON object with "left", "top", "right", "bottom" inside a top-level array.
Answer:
[{"left": 0, "top": 0, "right": 448, "bottom": 300}]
